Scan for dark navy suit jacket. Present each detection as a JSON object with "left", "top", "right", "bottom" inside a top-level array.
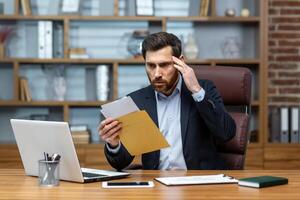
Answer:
[{"left": 104, "top": 79, "right": 236, "bottom": 170}]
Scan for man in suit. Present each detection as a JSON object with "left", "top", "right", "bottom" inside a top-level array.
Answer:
[{"left": 99, "top": 32, "right": 236, "bottom": 170}]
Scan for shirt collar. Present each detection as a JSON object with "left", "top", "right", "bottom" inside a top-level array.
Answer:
[{"left": 155, "top": 74, "right": 182, "bottom": 100}]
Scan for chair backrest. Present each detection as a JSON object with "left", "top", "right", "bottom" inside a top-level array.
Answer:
[{"left": 192, "top": 65, "right": 252, "bottom": 169}]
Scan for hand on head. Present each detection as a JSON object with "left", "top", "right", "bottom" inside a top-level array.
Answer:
[{"left": 172, "top": 56, "right": 202, "bottom": 93}]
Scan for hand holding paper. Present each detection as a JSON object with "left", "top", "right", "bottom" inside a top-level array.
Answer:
[{"left": 100, "top": 97, "right": 169, "bottom": 156}]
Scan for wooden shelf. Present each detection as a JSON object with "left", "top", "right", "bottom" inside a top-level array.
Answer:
[
  {"left": 0, "top": 100, "right": 107, "bottom": 107},
  {"left": 0, "top": 58, "right": 261, "bottom": 65},
  {"left": 248, "top": 143, "right": 263, "bottom": 148},
  {"left": 0, "top": 15, "right": 163, "bottom": 21},
  {"left": 168, "top": 16, "right": 261, "bottom": 23},
  {"left": 265, "top": 143, "right": 300, "bottom": 148},
  {"left": 0, "top": 15, "right": 260, "bottom": 23}
]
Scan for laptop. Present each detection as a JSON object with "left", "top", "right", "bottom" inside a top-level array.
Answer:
[{"left": 10, "top": 119, "right": 130, "bottom": 183}]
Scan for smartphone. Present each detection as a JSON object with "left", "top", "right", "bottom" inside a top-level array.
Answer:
[{"left": 102, "top": 181, "right": 154, "bottom": 188}]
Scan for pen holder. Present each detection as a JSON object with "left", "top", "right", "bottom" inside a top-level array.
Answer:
[{"left": 38, "top": 159, "right": 60, "bottom": 187}]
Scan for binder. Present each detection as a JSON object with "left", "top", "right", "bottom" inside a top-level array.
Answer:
[
  {"left": 291, "top": 107, "right": 299, "bottom": 143},
  {"left": 189, "top": 0, "right": 201, "bottom": 16},
  {"left": 53, "top": 24, "right": 64, "bottom": 58},
  {"left": 125, "top": 0, "right": 136, "bottom": 16},
  {"left": 280, "top": 107, "right": 289, "bottom": 143},
  {"left": 44, "top": 21, "right": 53, "bottom": 58},
  {"left": 38, "top": 21, "right": 45, "bottom": 58},
  {"left": 269, "top": 107, "right": 281, "bottom": 143}
]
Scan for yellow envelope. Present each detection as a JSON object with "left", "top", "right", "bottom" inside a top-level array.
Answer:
[{"left": 117, "top": 110, "right": 170, "bottom": 156}]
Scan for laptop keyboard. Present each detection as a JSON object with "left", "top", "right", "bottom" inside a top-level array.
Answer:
[{"left": 82, "top": 172, "right": 106, "bottom": 178}]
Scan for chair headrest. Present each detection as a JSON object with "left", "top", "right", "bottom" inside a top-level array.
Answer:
[{"left": 192, "top": 66, "right": 252, "bottom": 105}]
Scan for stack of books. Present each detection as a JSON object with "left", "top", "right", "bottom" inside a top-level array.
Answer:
[
  {"left": 69, "top": 48, "right": 89, "bottom": 59},
  {"left": 19, "top": 77, "right": 32, "bottom": 101},
  {"left": 70, "top": 125, "right": 91, "bottom": 144}
]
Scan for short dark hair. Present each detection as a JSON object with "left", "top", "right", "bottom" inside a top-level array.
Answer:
[{"left": 142, "top": 32, "right": 182, "bottom": 59}]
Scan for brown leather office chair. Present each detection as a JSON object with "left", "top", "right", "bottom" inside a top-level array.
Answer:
[
  {"left": 192, "top": 65, "right": 252, "bottom": 170},
  {"left": 127, "top": 65, "right": 251, "bottom": 170}
]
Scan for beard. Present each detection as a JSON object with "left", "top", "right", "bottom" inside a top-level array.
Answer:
[{"left": 149, "top": 72, "right": 179, "bottom": 96}]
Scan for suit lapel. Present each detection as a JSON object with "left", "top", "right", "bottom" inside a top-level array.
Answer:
[
  {"left": 143, "top": 86, "right": 160, "bottom": 169},
  {"left": 144, "top": 86, "right": 158, "bottom": 126},
  {"left": 180, "top": 81, "right": 193, "bottom": 148}
]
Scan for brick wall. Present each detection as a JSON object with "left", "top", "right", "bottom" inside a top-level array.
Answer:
[{"left": 268, "top": 0, "right": 300, "bottom": 105}]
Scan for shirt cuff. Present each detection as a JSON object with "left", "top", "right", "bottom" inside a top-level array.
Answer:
[
  {"left": 106, "top": 141, "right": 121, "bottom": 154},
  {"left": 192, "top": 88, "right": 206, "bottom": 102}
]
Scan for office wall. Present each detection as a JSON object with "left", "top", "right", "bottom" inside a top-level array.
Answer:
[{"left": 268, "top": 0, "right": 300, "bottom": 104}]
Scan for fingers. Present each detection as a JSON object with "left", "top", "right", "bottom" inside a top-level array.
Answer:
[
  {"left": 101, "top": 122, "right": 122, "bottom": 141},
  {"left": 172, "top": 56, "right": 190, "bottom": 73},
  {"left": 99, "top": 117, "right": 114, "bottom": 131},
  {"left": 173, "top": 64, "right": 184, "bottom": 73},
  {"left": 98, "top": 117, "right": 122, "bottom": 143},
  {"left": 172, "top": 56, "right": 186, "bottom": 68},
  {"left": 106, "top": 131, "right": 120, "bottom": 144}
]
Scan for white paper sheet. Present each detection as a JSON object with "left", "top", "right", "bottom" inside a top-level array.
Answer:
[
  {"left": 155, "top": 174, "right": 238, "bottom": 186},
  {"left": 100, "top": 96, "right": 139, "bottom": 119}
]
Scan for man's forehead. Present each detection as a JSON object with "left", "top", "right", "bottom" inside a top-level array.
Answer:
[{"left": 146, "top": 60, "right": 173, "bottom": 64}]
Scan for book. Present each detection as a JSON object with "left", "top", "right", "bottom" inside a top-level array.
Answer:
[
  {"left": 203, "top": 0, "right": 210, "bottom": 17},
  {"left": 62, "top": 0, "right": 80, "bottom": 14},
  {"left": 23, "top": 78, "right": 32, "bottom": 101},
  {"left": 19, "top": 77, "right": 25, "bottom": 101},
  {"left": 21, "top": 0, "right": 32, "bottom": 16},
  {"left": 199, "top": 0, "right": 206, "bottom": 17},
  {"left": 71, "top": 130, "right": 90, "bottom": 144},
  {"left": 155, "top": 174, "right": 238, "bottom": 186},
  {"left": 19, "top": 77, "right": 32, "bottom": 102},
  {"left": 70, "top": 124, "right": 88, "bottom": 132},
  {"left": 238, "top": 176, "right": 288, "bottom": 188},
  {"left": 68, "top": 48, "right": 89, "bottom": 59}
]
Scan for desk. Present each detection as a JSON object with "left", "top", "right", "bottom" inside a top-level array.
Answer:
[{"left": 0, "top": 169, "right": 299, "bottom": 200}]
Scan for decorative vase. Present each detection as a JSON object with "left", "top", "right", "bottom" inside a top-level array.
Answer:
[
  {"left": 127, "top": 30, "right": 149, "bottom": 58},
  {"left": 221, "top": 37, "right": 241, "bottom": 59},
  {"left": 184, "top": 33, "right": 199, "bottom": 60},
  {"left": 53, "top": 76, "right": 67, "bottom": 101}
]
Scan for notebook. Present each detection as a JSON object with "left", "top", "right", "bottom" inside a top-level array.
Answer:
[{"left": 238, "top": 176, "right": 288, "bottom": 188}]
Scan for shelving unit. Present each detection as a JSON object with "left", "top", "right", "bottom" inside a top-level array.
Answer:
[{"left": 0, "top": 0, "right": 268, "bottom": 169}]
